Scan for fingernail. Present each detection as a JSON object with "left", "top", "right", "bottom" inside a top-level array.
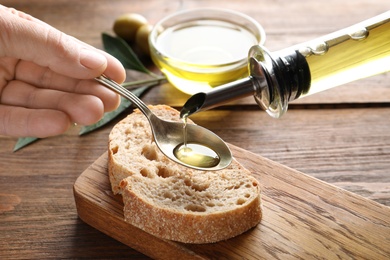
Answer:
[{"left": 80, "top": 48, "right": 107, "bottom": 70}]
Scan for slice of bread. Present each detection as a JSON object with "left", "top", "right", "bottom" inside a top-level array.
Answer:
[{"left": 108, "top": 105, "right": 262, "bottom": 244}]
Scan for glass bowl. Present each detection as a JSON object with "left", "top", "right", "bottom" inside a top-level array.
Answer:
[{"left": 149, "top": 8, "right": 266, "bottom": 95}]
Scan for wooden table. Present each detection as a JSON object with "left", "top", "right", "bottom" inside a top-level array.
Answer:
[{"left": 1, "top": 0, "right": 389, "bottom": 259}]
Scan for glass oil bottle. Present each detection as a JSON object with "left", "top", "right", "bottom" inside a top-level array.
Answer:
[{"left": 181, "top": 11, "right": 390, "bottom": 118}]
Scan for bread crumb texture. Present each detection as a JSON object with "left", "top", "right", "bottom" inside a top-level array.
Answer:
[{"left": 108, "top": 105, "right": 262, "bottom": 243}]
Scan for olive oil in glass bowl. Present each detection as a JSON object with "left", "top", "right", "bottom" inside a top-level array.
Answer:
[{"left": 149, "top": 8, "right": 266, "bottom": 95}]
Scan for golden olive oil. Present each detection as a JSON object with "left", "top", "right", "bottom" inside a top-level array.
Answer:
[
  {"left": 289, "top": 15, "right": 390, "bottom": 98},
  {"left": 242, "top": 12, "right": 390, "bottom": 118},
  {"left": 173, "top": 143, "right": 220, "bottom": 168},
  {"left": 173, "top": 114, "right": 220, "bottom": 168},
  {"left": 151, "top": 20, "right": 259, "bottom": 94}
]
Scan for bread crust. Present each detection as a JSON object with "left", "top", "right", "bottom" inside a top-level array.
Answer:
[{"left": 108, "top": 105, "right": 262, "bottom": 243}]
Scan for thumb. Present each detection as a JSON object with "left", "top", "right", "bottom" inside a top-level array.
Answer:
[{"left": 0, "top": 6, "right": 107, "bottom": 79}]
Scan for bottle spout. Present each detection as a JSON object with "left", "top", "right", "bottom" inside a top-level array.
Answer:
[{"left": 180, "top": 77, "right": 255, "bottom": 118}]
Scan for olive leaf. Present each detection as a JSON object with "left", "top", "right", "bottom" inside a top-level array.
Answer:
[
  {"left": 13, "top": 137, "right": 39, "bottom": 152},
  {"left": 79, "top": 83, "right": 155, "bottom": 135},
  {"left": 102, "top": 33, "right": 156, "bottom": 76}
]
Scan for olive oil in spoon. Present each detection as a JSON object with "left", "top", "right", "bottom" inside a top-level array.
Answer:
[
  {"left": 95, "top": 75, "right": 231, "bottom": 171},
  {"left": 173, "top": 113, "right": 221, "bottom": 168}
]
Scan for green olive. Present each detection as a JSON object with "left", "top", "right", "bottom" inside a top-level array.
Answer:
[
  {"left": 113, "top": 13, "right": 148, "bottom": 42},
  {"left": 135, "top": 24, "right": 153, "bottom": 55}
]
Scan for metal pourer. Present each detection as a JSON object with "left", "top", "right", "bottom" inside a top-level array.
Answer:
[{"left": 180, "top": 45, "right": 311, "bottom": 119}]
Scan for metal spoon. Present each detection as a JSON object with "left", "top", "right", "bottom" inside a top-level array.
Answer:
[{"left": 94, "top": 75, "right": 232, "bottom": 171}]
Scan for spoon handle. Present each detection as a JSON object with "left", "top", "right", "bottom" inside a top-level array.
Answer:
[{"left": 95, "top": 75, "right": 153, "bottom": 118}]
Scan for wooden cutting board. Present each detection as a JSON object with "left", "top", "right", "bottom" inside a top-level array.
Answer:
[{"left": 73, "top": 147, "right": 390, "bottom": 259}]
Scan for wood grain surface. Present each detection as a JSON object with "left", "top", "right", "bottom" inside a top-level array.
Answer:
[
  {"left": 1, "top": 0, "right": 389, "bottom": 259},
  {"left": 74, "top": 151, "right": 390, "bottom": 260}
]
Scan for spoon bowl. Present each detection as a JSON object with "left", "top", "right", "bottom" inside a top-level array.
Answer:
[{"left": 95, "top": 75, "right": 232, "bottom": 171}]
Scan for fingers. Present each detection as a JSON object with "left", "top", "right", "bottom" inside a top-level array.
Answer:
[
  {"left": 97, "top": 50, "right": 126, "bottom": 83},
  {"left": 0, "top": 105, "right": 71, "bottom": 138},
  {"left": 0, "top": 5, "right": 127, "bottom": 138},
  {"left": 0, "top": 5, "right": 126, "bottom": 82},
  {"left": 14, "top": 61, "right": 121, "bottom": 112},
  {"left": 1, "top": 80, "right": 106, "bottom": 127}
]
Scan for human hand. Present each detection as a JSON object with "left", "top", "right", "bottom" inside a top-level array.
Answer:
[{"left": 0, "top": 5, "right": 126, "bottom": 138}]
